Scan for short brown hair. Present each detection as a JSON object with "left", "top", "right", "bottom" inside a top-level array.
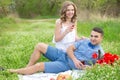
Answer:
[
  {"left": 60, "top": 1, "right": 77, "bottom": 23},
  {"left": 92, "top": 27, "right": 104, "bottom": 36}
]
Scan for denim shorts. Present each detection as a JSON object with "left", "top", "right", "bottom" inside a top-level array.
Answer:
[{"left": 43, "top": 46, "right": 71, "bottom": 73}]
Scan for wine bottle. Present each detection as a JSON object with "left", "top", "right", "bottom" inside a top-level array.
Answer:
[{"left": 98, "top": 50, "right": 101, "bottom": 59}]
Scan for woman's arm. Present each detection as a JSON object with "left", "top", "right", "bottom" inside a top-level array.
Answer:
[{"left": 54, "top": 19, "right": 73, "bottom": 42}]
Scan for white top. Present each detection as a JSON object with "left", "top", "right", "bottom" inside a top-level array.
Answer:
[{"left": 53, "top": 24, "right": 76, "bottom": 52}]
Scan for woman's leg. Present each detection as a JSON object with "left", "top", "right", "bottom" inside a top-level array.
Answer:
[
  {"left": 26, "top": 43, "right": 48, "bottom": 67},
  {"left": 9, "top": 62, "right": 44, "bottom": 75}
]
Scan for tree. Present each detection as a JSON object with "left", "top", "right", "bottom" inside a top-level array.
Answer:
[{"left": 0, "top": 0, "right": 12, "bottom": 16}]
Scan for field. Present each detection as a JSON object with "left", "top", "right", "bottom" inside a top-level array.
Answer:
[{"left": 0, "top": 17, "right": 120, "bottom": 80}]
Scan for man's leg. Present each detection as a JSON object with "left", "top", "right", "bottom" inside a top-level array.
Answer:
[
  {"left": 9, "top": 62, "right": 44, "bottom": 75},
  {"left": 26, "top": 43, "right": 48, "bottom": 67}
]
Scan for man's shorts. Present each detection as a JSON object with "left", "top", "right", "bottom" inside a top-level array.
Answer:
[{"left": 43, "top": 46, "right": 71, "bottom": 73}]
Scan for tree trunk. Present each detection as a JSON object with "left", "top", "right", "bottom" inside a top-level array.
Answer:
[
  {"left": 1, "top": 6, "right": 7, "bottom": 16},
  {"left": 116, "top": 0, "right": 120, "bottom": 16}
]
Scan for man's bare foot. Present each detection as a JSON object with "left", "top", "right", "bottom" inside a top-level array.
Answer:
[{"left": 8, "top": 69, "right": 17, "bottom": 73}]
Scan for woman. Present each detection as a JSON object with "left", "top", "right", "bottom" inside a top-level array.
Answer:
[{"left": 53, "top": 1, "right": 80, "bottom": 52}]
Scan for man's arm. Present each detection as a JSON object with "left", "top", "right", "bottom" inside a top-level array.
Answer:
[{"left": 66, "top": 45, "right": 84, "bottom": 69}]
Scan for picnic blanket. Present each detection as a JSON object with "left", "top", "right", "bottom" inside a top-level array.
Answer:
[{"left": 18, "top": 70, "right": 85, "bottom": 80}]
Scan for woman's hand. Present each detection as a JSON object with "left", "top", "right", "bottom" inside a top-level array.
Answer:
[{"left": 65, "top": 25, "right": 74, "bottom": 34}]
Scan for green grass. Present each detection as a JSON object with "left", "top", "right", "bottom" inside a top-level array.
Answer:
[
  {"left": 79, "top": 62, "right": 120, "bottom": 80},
  {"left": 0, "top": 17, "right": 120, "bottom": 80}
]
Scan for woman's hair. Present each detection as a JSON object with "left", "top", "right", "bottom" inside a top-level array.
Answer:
[{"left": 60, "top": 1, "right": 77, "bottom": 23}]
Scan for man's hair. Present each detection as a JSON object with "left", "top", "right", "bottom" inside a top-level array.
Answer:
[{"left": 92, "top": 27, "right": 104, "bottom": 36}]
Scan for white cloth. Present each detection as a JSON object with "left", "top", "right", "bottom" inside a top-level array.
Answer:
[
  {"left": 18, "top": 70, "right": 85, "bottom": 80},
  {"left": 53, "top": 25, "right": 76, "bottom": 52}
]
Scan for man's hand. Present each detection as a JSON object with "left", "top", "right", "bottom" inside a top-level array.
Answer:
[
  {"left": 73, "top": 58, "right": 85, "bottom": 69},
  {"left": 67, "top": 45, "right": 86, "bottom": 69}
]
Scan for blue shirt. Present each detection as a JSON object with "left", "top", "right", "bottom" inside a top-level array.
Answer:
[{"left": 73, "top": 39, "right": 104, "bottom": 64}]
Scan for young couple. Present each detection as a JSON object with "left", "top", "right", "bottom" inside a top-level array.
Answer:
[{"left": 9, "top": 1, "right": 104, "bottom": 74}]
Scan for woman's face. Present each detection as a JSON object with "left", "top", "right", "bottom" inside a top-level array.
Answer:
[{"left": 65, "top": 5, "right": 75, "bottom": 19}]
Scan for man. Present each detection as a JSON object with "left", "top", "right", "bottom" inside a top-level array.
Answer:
[{"left": 9, "top": 27, "right": 104, "bottom": 74}]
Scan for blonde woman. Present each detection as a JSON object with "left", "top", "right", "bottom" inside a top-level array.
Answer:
[{"left": 53, "top": 1, "right": 80, "bottom": 52}]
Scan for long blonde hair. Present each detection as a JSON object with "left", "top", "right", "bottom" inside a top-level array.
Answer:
[{"left": 60, "top": 1, "right": 77, "bottom": 23}]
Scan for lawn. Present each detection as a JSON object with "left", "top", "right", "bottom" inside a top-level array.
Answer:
[{"left": 0, "top": 17, "right": 120, "bottom": 80}]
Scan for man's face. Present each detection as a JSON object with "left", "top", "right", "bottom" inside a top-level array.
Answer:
[{"left": 90, "top": 31, "right": 103, "bottom": 45}]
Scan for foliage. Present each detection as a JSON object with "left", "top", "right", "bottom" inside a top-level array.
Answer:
[
  {"left": 0, "top": 0, "right": 11, "bottom": 6},
  {"left": 15, "top": 0, "right": 62, "bottom": 18},
  {"left": 1, "top": 0, "right": 119, "bottom": 18},
  {"left": 0, "top": 0, "right": 12, "bottom": 17}
]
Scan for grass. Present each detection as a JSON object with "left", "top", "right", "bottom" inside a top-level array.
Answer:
[
  {"left": 79, "top": 62, "right": 120, "bottom": 80},
  {"left": 0, "top": 17, "right": 120, "bottom": 80}
]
